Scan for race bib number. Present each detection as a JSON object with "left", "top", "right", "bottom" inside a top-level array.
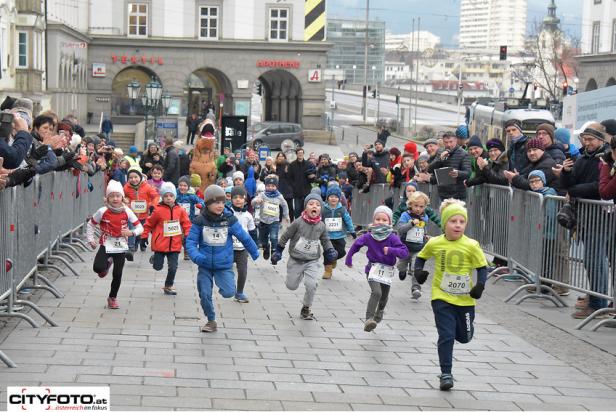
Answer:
[
  {"left": 131, "top": 200, "right": 147, "bottom": 214},
  {"left": 180, "top": 203, "right": 191, "bottom": 215},
  {"left": 325, "top": 217, "right": 343, "bottom": 232},
  {"left": 368, "top": 263, "right": 395, "bottom": 286},
  {"left": 262, "top": 201, "right": 280, "bottom": 218},
  {"left": 294, "top": 237, "right": 319, "bottom": 257},
  {"left": 104, "top": 236, "right": 128, "bottom": 254},
  {"left": 163, "top": 220, "right": 181, "bottom": 237},
  {"left": 440, "top": 272, "right": 471, "bottom": 295},
  {"left": 232, "top": 236, "right": 243, "bottom": 250},
  {"left": 406, "top": 226, "right": 425, "bottom": 243},
  {"left": 203, "top": 227, "right": 228, "bottom": 246}
]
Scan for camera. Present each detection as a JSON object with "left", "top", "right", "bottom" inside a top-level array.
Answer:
[{"left": 0, "top": 112, "right": 13, "bottom": 139}]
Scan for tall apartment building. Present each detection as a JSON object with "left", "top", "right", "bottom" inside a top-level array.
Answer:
[
  {"left": 385, "top": 31, "right": 440, "bottom": 53},
  {"left": 459, "top": 0, "right": 527, "bottom": 53}
]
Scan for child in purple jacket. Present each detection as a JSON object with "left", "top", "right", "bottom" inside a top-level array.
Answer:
[{"left": 346, "top": 205, "right": 409, "bottom": 332}]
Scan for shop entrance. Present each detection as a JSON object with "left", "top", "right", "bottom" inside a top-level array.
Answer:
[
  {"left": 258, "top": 70, "right": 303, "bottom": 124},
  {"left": 185, "top": 68, "right": 233, "bottom": 119}
]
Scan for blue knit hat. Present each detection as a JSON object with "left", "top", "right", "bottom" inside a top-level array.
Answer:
[
  {"left": 528, "top": 170, "right": 546, "bottom": 185},
  {"left": 555, "top": 128, "right": 571, "bottom": 146},
  {"left": 326, "top": 185, "right": 342, "bottom": 199}
]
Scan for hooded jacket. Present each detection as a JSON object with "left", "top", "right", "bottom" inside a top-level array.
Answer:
[
  {"left": 345, "top": 232, "right": 409, "bottom": 275},
  {"left": 561, "top": 144, "right": 610, "bottom": 200},
  {"left": 141, "top": 202, "right": 192, "bottom": 252},
  {"left": 163, "top": 146, "right": 180, "bottom": 185},
  {"left": 465, "top": 151, "right": 509, "bottom": 187},
  {"left": 123, "top": 180, "right": 160, "bottom": 220},
  {"left": 544, "top": 143, "right": 566, "bottom": 165},
  {"left": 176, "top": 191, "right": 205, "bottom": 220},
  {"left": 321, "top": 202, "right": 354, "bottom": 240},
  {"left": 507, "top": 134, "right": 530, "bottom": 172},
  {"left": 599, "top": 151, "right": 616, "bottom": 201},
  {"left": 277, "top": 217, "right": 333, "bottom": 262}
]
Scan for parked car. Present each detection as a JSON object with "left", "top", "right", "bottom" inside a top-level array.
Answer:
[{"left": 247, "top": 122, "right": 304, "bottom": 150}]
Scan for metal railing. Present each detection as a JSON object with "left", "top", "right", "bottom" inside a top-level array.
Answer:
[{"left": 0, "top": 171, "right": 104, "bottom": 368}]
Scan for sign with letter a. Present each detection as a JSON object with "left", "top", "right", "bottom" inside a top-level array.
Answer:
[{"left": 308, "top": 69, "right": 322, "bottom": 83}]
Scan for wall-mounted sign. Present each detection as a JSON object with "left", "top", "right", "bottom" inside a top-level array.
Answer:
[
  {"left": 256, "top": 60, "right": 300, "bottom": 69},
  {"left": 236, "top": 80, "right": 250, "bottom": 89},
  {"left": 62, "top": 42, "right": 87, "bottom": 49},
  {"left": 308, "top": 69, "right": 322, "bottom": 82},
  {"left": 111, "top": 55, "right": 164, "bottom": 65},
  {"left": 95, "top": 97, "right": 110, "bottom": 102},
  {"left": 92, "top": 63, "right": 106, "bottom": 78}
]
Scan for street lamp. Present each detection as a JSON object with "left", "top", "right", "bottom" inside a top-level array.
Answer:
[
  {"left": 161, "top": 92, "right": 172, "bottom": 115},
  {"left": 141, "top": 77, "right": 163, "bottom": 149},
  {"left": 330, "top": 64, "right": 340, "bottom": 130},
  {"left": 127, "top": 79, "right": 141, "bottom": 115}
]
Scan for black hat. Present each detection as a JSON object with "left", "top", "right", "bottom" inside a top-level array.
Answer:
[
  {"left": 600, "top": 119, "right": 616, "bottom": 137},
  {"left": 231, "top": 186, "right": 247, "bottom": 199},
  {"left": 0, "top": 96, "right": 16, "bottom": 111},
  {"left": 467, "top": 135, "right": 483, "bottom": 149}
]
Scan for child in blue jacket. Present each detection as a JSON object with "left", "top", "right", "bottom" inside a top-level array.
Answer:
[
  {"left": 321, "top": 185, "right": 356, "bottom": 279},
  {"left": 186, "top": 185, "right": 259, "bottom": 333}
]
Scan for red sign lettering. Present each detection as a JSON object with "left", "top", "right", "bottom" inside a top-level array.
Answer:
[
  {"left": 110, "top": 55, "right": 164, "bottom": 65},
  {"left": 256, "top": 60, "right": 300, "bottom": 69}
]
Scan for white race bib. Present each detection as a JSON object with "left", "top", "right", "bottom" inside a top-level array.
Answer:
[
  {"left": 131, "top": 200, "right": 147, "bottom": 214},
  {"left": 262, "top": 201, "right": 280, "bottom": 218},
  {"left": 325, "top": 217, "right": 343, "bottom": 232},
  {"left": 294, "top": 237, "right": 320, "bottom": 257},
  {"left": 406, "top": 226, "right": 425, "bottom": 243},
  {"left": 104, "top": 236, "right": 128, "bottom": 254},
  {"left": 180, "top": 203, "right": 191, "bottom": 215},
  {"left": 440, "top": 272, "right": 471, "bottom": 295},
  {"left": 232, "top": 236, "right": 244, "bottom": 250},
  {"left": 163, "top": 220, "right": 181, "bottom": 237},
  {"left": 368, "top": 263, "right": 396, "bottom": 285},
  {"left": 203, "top": 227, "right": 228, "bottom": 246}
]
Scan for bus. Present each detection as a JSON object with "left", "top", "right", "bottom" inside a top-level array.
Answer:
[{"left": 468, "top": 99, "right": 555, "bottom": 147}]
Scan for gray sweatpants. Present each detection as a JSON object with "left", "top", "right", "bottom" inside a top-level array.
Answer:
[
  {"left": 285, "top": 256, "right": 322, "bottom": 307},
  {"left": 396, "top": 250, "right": 421, "bottom": 291}
]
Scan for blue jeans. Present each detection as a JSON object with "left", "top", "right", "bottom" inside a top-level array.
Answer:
[
  {"left": 432, "top": 299, "right": 475, "bottom": 375},
  {"left": 582, "top": 226, "right": 609, "bottom": 310},
  {"left": 196, "top": 268, "right": 236, "bottom": 321},
  {"left": 152, "top": 252, "right": 179, "bottom": 287},
  {"left": 259, "top": 221, "right": 280, "bottom": 251},
  {"left": 127, "top": 219, "right": 145, "bottom": 251}
]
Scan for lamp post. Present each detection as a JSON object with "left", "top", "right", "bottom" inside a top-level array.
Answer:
[
  {"left": 330, "top": 64, "right": 339, "bottom": 130},
  {"left": 140, "top": 77, "right": 163, "bottom": 149},
  {"left": 127, "top": 79, "right": 141, "bottom": 115}
]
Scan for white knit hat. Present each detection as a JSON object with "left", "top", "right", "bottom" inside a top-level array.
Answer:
[
  {"left": 373, "top": 205, "right": 393, "bottom": 224},
  {"left": 106, "top": 180, "right": 125, "bottom": 198},
  {"left": 159, "top": 182, "right": 177, "bottom": 198},
  {"left": 232, "top": 171, "right": 244, "bottom": 181}
]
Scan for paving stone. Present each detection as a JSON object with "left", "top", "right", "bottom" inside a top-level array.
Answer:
[
  {"left": 312, "top": 391, "right": 382, "bottom": 404},
  {"left": 275, "top": 382, "right": 342, "bottom": 393},
  {"left": 142, "top": 396, "right": 212, "bottom": 409},
  {"left": 244, "top": 389, "right": 314, "bottom": 402},
  {"left": 350, "top": 403, "right": 419, "bottom": 410},
  {"left": 177, "top": 387, "right": 246, "bottom": 400},
  {"left": 239, "top": 372, "right": 304, "bottom": 383},
  {"left": 282, "top": 401, "right": 352, "bottom": 410},
  {"left": 212, "top": 399, "right": 283, "bottom": 410}
]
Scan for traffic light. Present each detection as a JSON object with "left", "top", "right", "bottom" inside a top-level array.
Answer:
[
  {"left": 395, "top": 94, "right": 400, "bottom": 105},
  {"left": 257, "top": 83, "right": 262, "bottom": 96},
  {"left": 499, "top": 45, "right": 507, "bottom": 61},
  {"left": 562, "top": 81, "right": 568, "bottom": 96}
]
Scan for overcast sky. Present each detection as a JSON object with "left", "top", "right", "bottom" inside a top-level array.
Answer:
[{"left": 328, "top": 0, "right": 583, "bottom": 47}]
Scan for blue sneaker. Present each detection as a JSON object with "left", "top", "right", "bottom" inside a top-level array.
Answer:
[{"left": 234, "top": 293, "right": 249, "bottom": 303}]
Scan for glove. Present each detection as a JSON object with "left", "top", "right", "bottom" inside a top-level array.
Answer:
[
  {"left": 324, "top": 248, "right": 338, "bottom": 262},
  {"left": 351, "top": 232, "right": 357, "bottom": 239},
  {"left": 399, "top": 271, "right": 407, "bottom": 281},
  {"left": 271, "top": 245, "right": 284, "bottom": 265},
  {"left": 413, "top": 269, "right": 429, "bottom": 285},
  {"left": 469, "top": 283, "right": 485, "bottom": 299}
]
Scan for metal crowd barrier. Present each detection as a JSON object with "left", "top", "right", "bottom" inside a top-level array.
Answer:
[{"left": 0, "top": 171, "right": 104, "bottom": 367}]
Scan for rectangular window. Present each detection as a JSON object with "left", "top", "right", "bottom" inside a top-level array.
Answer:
[
  {"left": 269, "top": 8, "right": 288, "bottom": 41},
  {"left": 199, "top": 6, "right": 219, "bottom": 39},
  {"left": 592, "top": 21, "right": 601, "bottom": 53},
  {"left": 128, "top": 3, "right": 148, "bottom": 37},
  {"left": 17, "top": 31, "right": 27, "bottom": 68}
]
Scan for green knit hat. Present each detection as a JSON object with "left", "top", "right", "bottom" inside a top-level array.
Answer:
[{"left": 440, "top": 202, "right": 468, "bottom": 231}]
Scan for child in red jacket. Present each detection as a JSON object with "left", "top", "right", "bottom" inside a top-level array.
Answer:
[{"left": 142, "top": 182, "right": 191, "bottom": 295}]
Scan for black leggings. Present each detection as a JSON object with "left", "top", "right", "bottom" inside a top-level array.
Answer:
[
  {"left": 324, "top": 238, "right": 346, "bottom": 264},
  {"left": 93, "top": 246, "right": 126, "bottom": 298}
]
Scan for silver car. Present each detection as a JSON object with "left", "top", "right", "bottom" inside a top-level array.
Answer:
[{"left": 247, "top": 122, "right": 304, "bottom": 150}]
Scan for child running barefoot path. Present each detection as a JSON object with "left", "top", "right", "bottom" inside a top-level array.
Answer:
[
  {"left": 413, "top": 199, "right": 488, "bottom": 391},
  {"left": 271, "top": 192, "right": 338, "bottom": 320},
  {"left": 186, "top": 185, "right": 259, "bottom": 333},
  {"left": 346, "top": 206, "right": 409, "bottom": 332},
  {"left": 87, "top": 180, "right": 143, "bottom": 309}
]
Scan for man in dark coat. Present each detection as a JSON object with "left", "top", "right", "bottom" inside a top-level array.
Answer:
[
  {"left": 505, "top": 119, "right": 530, "bottom": 172},
  {"left": 162, "top": 137, "right": 180, "bottom": 186},
  {"left": 362, "top": 140, "right": 389, "bottom": 183},
  {"left": 288, "top": 148, "right": 313, "bottom": 219},
  {"left": 504, "top": 137, "right": 558, "bottom": 191},
  {"left": 428, "top": 132, "right": 472, "bottom": 200}
]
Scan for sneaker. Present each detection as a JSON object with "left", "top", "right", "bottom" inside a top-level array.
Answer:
[
  {"left": 374, "top": 309, "right": 384, "bottom": 323},
  {"left": 125, "top": 251, "right": 134, "bottom": 262},
  {"left": 411, "top": 287, "right": 422, "bottom": 300},
  {"left": 263, "top": 246, "right": 270, "bottom": 261},
  {"left": 107, "top": 297, "right": 119, "bottom": 309},
  {"left": 322, "top": 264, "right": 333, "bottom": 279},
  {"left": 162, "top": 286, "right": 177, "bottom": 296},
  {"left": 575, "top": 295, "right": 589, "bottom": 310},
  {"left": 571, "top": 307, "right": 610, "bottom": 319},
  {"left": 140, "top": 238, "right": 147, "bottom": 252},
  {"left": 364, "top": 318, "right": 377, "bottom": 332},
  {"left": 183, "top": 251, "right": 190, "bottom": 261},
  {"left": 300, "top": 306, "right": 314, "bottom": 320},
  {"left": 439, "top": 374, "right": 454, "bottom": 391},
  {"left": 398, "top": 270, "right": 407, "bottom": 281},
  {"left": 234, "top": 293, "right": 249, "bottom": 303},
  {"left": 201, "top": 320, "right": 217, "bottom": 333}
]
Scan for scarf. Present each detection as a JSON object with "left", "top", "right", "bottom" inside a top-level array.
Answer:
[
  {"left": 232, "top": 204, "right": 247, "bottom": 212},
  {"left": 301, "top": 211, "right": 321, "bottom": 224},
  {"left": 265, "top": 189, "right": 281, "bottom": 198},
  {"left": 203, "top": 208, "right": 224, "bottom": 222},
  {"left": 370, "top": 224, "right": 393, "bottom": 241},
  {"left": 105, "top": 201, "right": 125, "bottom": 214}
]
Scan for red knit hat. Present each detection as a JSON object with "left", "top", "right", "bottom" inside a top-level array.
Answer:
[
  {"left": 404, "top": 141, "right": 419, "bottom": 160},
  {"left": 526, "top": 137, "right": 546, "bottom": 151}
]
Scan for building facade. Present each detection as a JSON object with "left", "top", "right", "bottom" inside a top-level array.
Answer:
[
  {"left": 459, "top": 0, "right": 526, "bottom": 54},
  {"left": 326, "top": 18, "right": 385, "bottom": 85},
  {"left": 385, "top": 31, "right": 440, "bottom": 53},
  {"left": 578, "top": 0, "right": 616, "bottom": 92}
]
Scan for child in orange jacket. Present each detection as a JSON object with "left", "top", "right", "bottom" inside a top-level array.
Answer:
[
  {"left": 123, "top": 168, "right": 160, "bottom": 255},
  {"left": 142, "top": 182, "right": 192, "bottom": 295}
]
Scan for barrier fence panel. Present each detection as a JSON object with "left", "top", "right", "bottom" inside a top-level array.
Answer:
[
  {"left": 0, "top": 185, "right": 13, "bottom": 302},
  {"left": 350, "top": 184, "right": 390, "bottom": 227},
  {"left": 508, "top": 189, "right": 545, "bottom": 277}
]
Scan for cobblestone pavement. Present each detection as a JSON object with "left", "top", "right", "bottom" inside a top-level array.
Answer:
[{"left": 1, "top": 240, "right": 616, "bottom": 411}]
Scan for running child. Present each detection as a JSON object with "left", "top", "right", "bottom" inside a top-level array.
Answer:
[
  {"left": 396, "top": 191, "right": 430, "bottom": 300},
  {"left": 271, "top": 191, "right": 337, "bottom": 320},
  {"left": 321, "top": 185, "right": 356, "bottom": 279},
  {"left": 345, "top": 206, "right": 408, "bottom": 332},
  {"left": 186, "top": 185, "right": 259, "bottom": 332},
  {"left": 251, "top": 174, "right": 289, "bottom": 260},
  {"left": 87, "top": 180, "right": 143, "bottom": 309},
  {"left": 123, "top": 168, "right": 159, "bottom": 255},
  {"left": 147, "top": 165, "right": 165, "bottom": 193},
  {"left": 141, "top": 182, "right": 191, "bottom": 295},
  {"left": 190, "top": 174, "right": 204, "bottom": 199},
  {"left": 413, "top": 199, "right": 488, "bottom": 391},
  {"left": 229, "top": 186, "right": 258, "bottom": 303},
  {"left": 176, "top": 175, "right": 205, "bottom": 259}
]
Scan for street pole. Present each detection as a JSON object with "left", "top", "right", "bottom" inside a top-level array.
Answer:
[
  {"left": 456, "top": 57, "right": 463, "bottom": 125},
  {"left": 414, "top": 17, "right": 420, "bottom": 135},
  {"left": 408, "top": 18, "right": 415, "bottom": 133},
  {"left": 396, "top": 87, "right": 400, "bottom": 131},
  {"left": 362, "top": 0, "right": 369, "bottom": 124},
  {"left": 376, "top": 81, "right": 380, "bottom": 126},
  {"left": 330, "top": 76, "right": 335, "bottom": 130}
]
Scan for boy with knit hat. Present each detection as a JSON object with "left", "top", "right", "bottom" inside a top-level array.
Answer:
[
  {"left": 346, "top": 205, "right": 408, "bottom": 332},
  {"left": 142, "top": 182, "right": 192, "bottom": 295},
  {"left": 87, "top": 180, "right": 144, "bottom": 309},
  {"left": 189, "top": 173, "right": 204, "bottom": 199},
  {"left": 123, "top": 167, "right": 159, "bottom": 255},
  {"left": 413, "top": 199, "right": 488, "bottom": 391},
  {"left": 251, "top": 174, "right": 290, "bottom": 260},
  {"left": 186, "top": 184, "right": 259, "bottom": 332},
  {"left": 271, "top": 190, "right": 338, "bottom": 320},
  {"left": 230, "top": 185, "right": 258, "bottom": 303},
  {"left": 321, "top": 184, "right": 356, "bottom": 279}
]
